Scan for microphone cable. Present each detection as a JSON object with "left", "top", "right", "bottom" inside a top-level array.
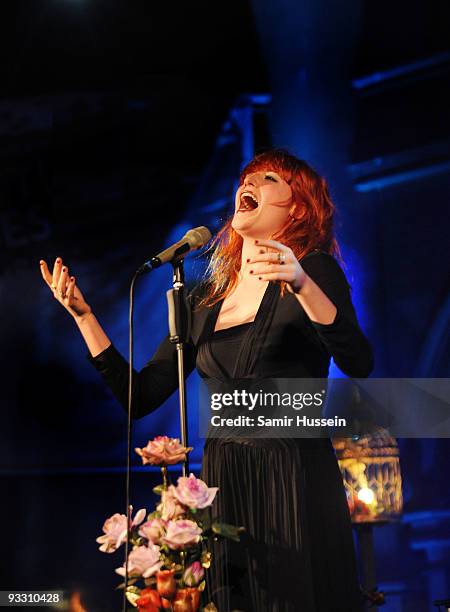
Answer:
[
  {"left": 122, "top": 270, "right": 140, "bottom": 612},
  {"left": 119, "top": 226, "right": 210, "bottom": 610}
]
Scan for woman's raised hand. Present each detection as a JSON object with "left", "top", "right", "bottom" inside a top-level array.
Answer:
[
  {"left": 39, "top": 257, "right": 92, "bottom": 319},
  {"left": 247, "top": 239, "right": 307, "bottom": 292}
]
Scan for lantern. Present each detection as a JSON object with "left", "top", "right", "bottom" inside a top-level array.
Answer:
[{"left": 333, "top": 429, "right": 403, "bottom": 523}]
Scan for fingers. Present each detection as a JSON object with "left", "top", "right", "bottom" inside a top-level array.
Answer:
[
  {"left": 255, "top": 271, "right": 293, "bottom": 282},
  {"left": 67, "top": 276, "right": 76, "bottom": 302},
  {"left": 254, "top": 239, "right": 290, "bottom": 253},
  {"left": 39, "top": 260, "right": 53, "bottom": 286},
  {"left": 40, "top": 258, "right": 87, "bottom": 315},
  {"left": 249, "top": 263, "right": 295, "bottom": 277},
  {"left": 247, "top": 240, "right": 299, "bottom": 283},
  {"left": 247, "top": 252, "right": 291, "bottom": 265},
  {"left": 57, "top": 265, "right": 69, "bottom": 299},
  {"left": 52, "top": 257, "right": 63, "bottom": 289},
  {"left": 250, "top": 239, "right": 293, "bottom": 268},
  {"left": 40, "top": 257, "right": 71, "bottom": 299}
]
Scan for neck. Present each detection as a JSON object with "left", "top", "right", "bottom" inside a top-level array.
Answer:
[{"left": 239, "top": 237, "right": 265, "bottom": 282}]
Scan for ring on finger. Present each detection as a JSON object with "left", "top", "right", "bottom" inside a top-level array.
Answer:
[{"left": 277, "top": 252, "right": 286, "bottom": 265}]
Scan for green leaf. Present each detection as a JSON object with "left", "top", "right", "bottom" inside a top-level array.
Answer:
[
  {"left": 147, "top": 510, "right": 161, "bottom": 520},
  {"left": 130, "top": 536, "right": 147, "bottom": 548},
  {"left": 115, "top": 578, "right": 137, "bottom": 590},
  {"left": 198, "top": 511, "right": 211, "bottom": 530},
  {"left": 211, "top": 522, "right": 245, "bottom": 542}
]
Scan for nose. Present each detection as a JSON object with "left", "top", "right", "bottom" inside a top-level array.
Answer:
[{"left": 244, "top": 175, "right": 256, "bottom": 188}]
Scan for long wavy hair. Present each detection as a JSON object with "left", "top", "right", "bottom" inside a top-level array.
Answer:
[{"left": 198, "top": 149, "right": 341, "bottom": 307}]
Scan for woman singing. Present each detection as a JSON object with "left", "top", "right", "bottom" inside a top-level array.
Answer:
[{"left": 40, "top": 149, "right": 373, "bottom": 611}]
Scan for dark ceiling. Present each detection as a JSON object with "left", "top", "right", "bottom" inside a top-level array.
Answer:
[
  {"left": 0, "top": 0, "right": 268, "bottom": 181},
  {"left": 0, "top": 1, "right": 269, "bottom": 265},
  {"left": 1, "top": 1, "right": 267, "bottom": 96}
]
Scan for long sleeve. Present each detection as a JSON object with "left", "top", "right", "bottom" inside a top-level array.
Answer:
[
  {"left": 300, "top": 252, "right": 374, "bottom": 378},
  {"left": 87, "top": 334, "right": 196, "bottom": 419}
]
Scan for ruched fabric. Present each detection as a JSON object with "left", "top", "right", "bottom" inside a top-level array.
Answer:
[{"left": 201, "top": 436, "right": 362, "bottom": 611}]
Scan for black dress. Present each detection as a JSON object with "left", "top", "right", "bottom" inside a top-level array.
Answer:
[{"left": 89, "top": 251, "right": 373, "bottom": 612}]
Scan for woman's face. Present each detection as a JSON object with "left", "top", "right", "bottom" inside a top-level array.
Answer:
[{"left": 232, "top": 170, "right": 294, "bottom": 239}]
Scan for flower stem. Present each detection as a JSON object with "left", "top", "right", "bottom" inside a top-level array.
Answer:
[{"left": 161, "top": 465, "right": 168, "bottom": 490}]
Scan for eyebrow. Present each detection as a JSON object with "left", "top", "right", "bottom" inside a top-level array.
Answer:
[
  {"left": 240, "top": 170, "right": 284, "bottom": 182},
  {"left": 264, "top": 171, "right": 284, "bottom": 179}
]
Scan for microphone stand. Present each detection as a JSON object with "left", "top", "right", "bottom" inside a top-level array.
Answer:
[{"left": 166, "top": 258, "right": 190, "bottom": 476}]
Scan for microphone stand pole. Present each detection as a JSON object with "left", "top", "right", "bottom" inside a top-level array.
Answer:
[{"left": 166, "top": 258, "right": 190, "bottom": 477}]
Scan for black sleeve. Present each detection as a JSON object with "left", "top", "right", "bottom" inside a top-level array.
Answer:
[
  {"left": 300, "top": 252, "right": 374, "bottom": 378},
  {"left": 87, "top": 336, "right": 196, "bottom": 419}
]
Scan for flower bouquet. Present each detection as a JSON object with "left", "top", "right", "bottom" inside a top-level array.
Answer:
[{"left": 96, "top": 436, "right": 243, "bottom": 612}]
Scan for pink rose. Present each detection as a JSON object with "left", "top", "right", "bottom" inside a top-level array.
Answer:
[
  {"left": 115, "top": 542, "right": 162, "bottom": 578},
  {"left": 157, "top": 487, "right": 186, "bottom": 521},
  {"left": 173, "top": 474, "right": 218, "bottom": 510},
  {"left": 135, "top": 436, "right": 192, "bottom": 466},
  {"left": 139, "top": 518, "right": 167, "bottom": 544},
  {"left": 183, "top": 561, "right": 204, "bottom": 587},
  {"left": 96, "top": 506, "right": 146, "bottom": 553},
  {"left": 162, "top": 520, "right": 202, "bottom": 550}
]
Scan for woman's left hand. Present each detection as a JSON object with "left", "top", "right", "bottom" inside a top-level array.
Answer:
[{"left": 247, "top": 239, "right": 307, "bottom": 293}]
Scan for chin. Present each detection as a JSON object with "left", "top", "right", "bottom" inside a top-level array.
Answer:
[
  {"left": 232, "top": 219, "right": 258, "bottom": 238},
  {"left": 232, "top": 211, "right": 286, "bottom": 239}
]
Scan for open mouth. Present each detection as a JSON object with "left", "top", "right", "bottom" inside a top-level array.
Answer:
[{"left": 238, "top": 191, "right": 259, "bottom": 212}]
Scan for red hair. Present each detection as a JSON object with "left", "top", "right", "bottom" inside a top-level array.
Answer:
[{"left": 198, "top": 149, "right": 341, "bottom": 307}]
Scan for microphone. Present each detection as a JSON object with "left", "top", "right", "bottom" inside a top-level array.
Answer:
[{"left": 137, "top": 226, "right": 212, "bottom": 275}]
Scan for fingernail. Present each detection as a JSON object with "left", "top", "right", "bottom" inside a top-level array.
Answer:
[
  {"left": 56, "top": 258, "right": 61, "bottom": 263},
  {"left": 259, "top": 249, "right": 264, "bottom": 254},
  {"left": 258, "top": 276, "right": 262, "bottom": 280},
  {"left": 70, "top": 277, "right": 75, "bottom": 281},
  {"left": 246, "top": 258, "right": 250, "bottom": 263},
  {"left": 255, "top": 239, "right": 259, "bottom": 244},
  {"left": 249, "top": 270, "right": 254, "bottom": 274},
  {"left": 62, "top": 267, "right": 67, "bottom": 272}
]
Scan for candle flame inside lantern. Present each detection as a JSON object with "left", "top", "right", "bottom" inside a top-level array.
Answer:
[{"left": 357, "top": 487, "right": 375, "bottom": 505}]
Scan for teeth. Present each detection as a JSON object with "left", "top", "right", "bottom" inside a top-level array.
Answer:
[
  {"left": 239, "top": 191, "right": 258, "bottom": 211},
  {"left": 242, "top": 192, "right": 258, "bottom": 203}
]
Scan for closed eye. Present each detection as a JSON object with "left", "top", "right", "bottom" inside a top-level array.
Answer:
[{"left": 265, "top": 174, "right": 278, "bottom": 182}]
